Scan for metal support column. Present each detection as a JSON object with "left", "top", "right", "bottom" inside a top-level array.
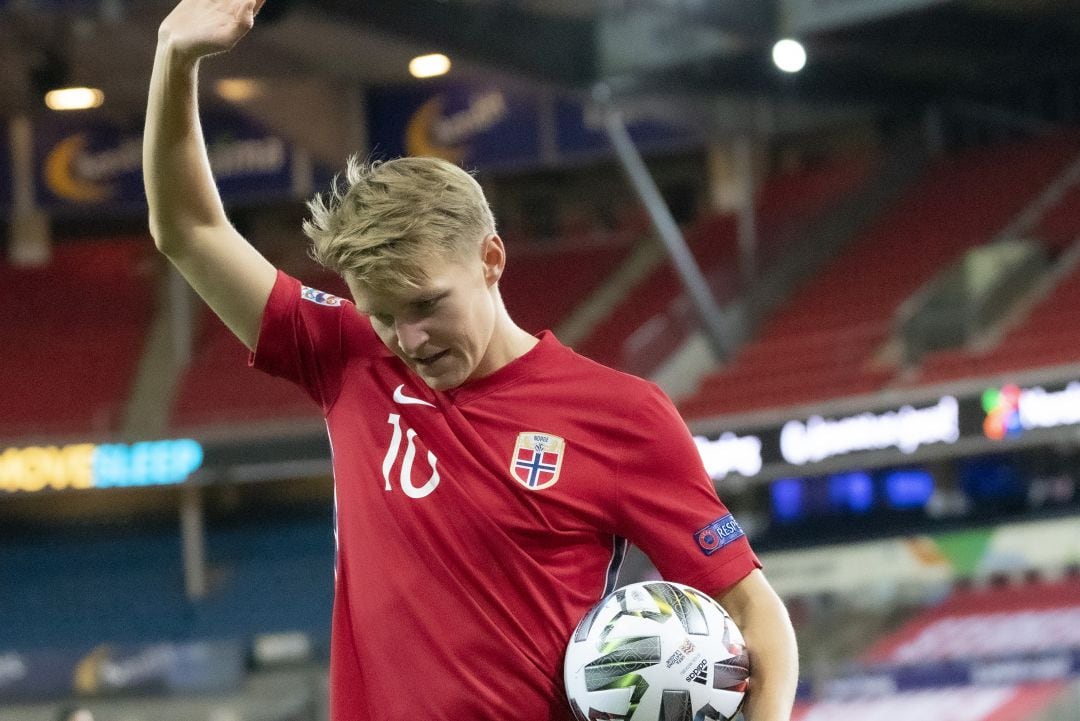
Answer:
[
  {"left": 8, "top": 115, "right": 51, "bottom": 266},
  {"left": 599, "top": 101, "right": 729, "bottom": 361},
  {"left": 180, "top": 482, "right": 208, "bottom": 600},
  {"left": 169, "top": 266, "right": 194, "bottom": 368},
  {"left": 733, "top": 136, "right": 758, "bottom": 292}
]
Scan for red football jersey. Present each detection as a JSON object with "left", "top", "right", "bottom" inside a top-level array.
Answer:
[{"left": 251, "top": 271, "right": 761, "bottom": 721}]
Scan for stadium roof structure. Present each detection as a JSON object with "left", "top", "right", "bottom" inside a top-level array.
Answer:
[{"left": 2, "top": 0, "right": 1080, "bottom": 130}]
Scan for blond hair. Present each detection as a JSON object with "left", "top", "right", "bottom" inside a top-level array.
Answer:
[{"left": 303, "top": 155, "right": 496, "bottom": 291}]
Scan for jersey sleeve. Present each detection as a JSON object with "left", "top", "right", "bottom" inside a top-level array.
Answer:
[
  {"left": 613, "top": 383, "right": 761, "bottom": 598},
  {"left": 249, "top": 270, "right": 354, "bottom": 411}
]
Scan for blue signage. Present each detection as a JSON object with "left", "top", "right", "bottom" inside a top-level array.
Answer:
[
  {"left": 822, "top": 648, "right": 1080, "bottom": 698},
  {"left": 0, "top": 641, "right": 245, "bottom": 701},
  {"left": 91, "top": 440, "right": 204, "bottom": 489},
  {"left": 367, "top": 81, "right": 543, "bottom": 171},
  {"left": 33, "top": 110, "right": 297, "bottom": 213},
  {"left": 366, "top": 81, "right": 695, "bottom": 172},
  {"left": 553, "top": 97, "right": 694, "bottom": 159}
]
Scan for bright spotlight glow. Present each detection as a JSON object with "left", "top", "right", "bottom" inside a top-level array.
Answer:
[
  {"left": 409, "top": 53, "right": 451, "bottom": 79},
  {"left": 44, "top": 87, "right": 104, "bottom": 111},
  {"left": 772, "top": 39, "right": 807, "bottom": 73}
]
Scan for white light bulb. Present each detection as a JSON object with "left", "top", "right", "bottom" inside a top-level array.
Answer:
[
  {"left": 409, "top": 53, "right": 452, "bottom": 79},
  {"left": 44, "top": 87, "right": 104, "bottom": 111},
  {"left": 772, "top": 39, "right": 807, "bottom": 74}
]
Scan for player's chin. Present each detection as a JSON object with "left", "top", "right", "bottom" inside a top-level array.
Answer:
[
  {"left": 416, "top": 360, "right": 468, "bottom": 390},
  {"left": 423, "top": 377, "right": 456, "bottom": 392}
]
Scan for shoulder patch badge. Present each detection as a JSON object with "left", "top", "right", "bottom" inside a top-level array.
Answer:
[
  {"left": 694, "top": 514, "right": 745, "bottom": 556},
  {"left": 510, "top": 432, "right": 566, "bottom": 491},
  {"left": 301, "top": 286, "right": 343, "bottom": 307}
]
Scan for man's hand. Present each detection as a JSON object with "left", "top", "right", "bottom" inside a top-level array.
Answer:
[{"left": 158, "top": 0, "right": 266, "bottom": 61}]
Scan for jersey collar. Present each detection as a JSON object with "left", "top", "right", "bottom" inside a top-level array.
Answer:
[{"left": 443, "top": 330, "right": 563, "bottom": 405}]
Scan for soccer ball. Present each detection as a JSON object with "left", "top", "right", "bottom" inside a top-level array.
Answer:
[{"left": 564, "top": 581, "right": 749, "bottom": 721}]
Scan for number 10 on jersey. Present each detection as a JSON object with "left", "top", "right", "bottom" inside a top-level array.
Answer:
[{"left": 381, "top": 414, "right": 441, "bottom": 499}]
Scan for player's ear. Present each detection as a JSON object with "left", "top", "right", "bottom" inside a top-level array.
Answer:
[{"left": 480, "top": 233, "right": 505, "bottom": 287}]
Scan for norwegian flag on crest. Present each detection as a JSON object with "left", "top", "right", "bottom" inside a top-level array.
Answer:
[{"left": 510, "top": 432, "right": 566, "bottom": 490}]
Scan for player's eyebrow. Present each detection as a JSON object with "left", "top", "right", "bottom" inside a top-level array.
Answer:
[
  {"left": 410, "top": 290, "right": 450, "bottom": 307},
  {"left": 353, "top": 289, "right": 449, "bottom": 317}
]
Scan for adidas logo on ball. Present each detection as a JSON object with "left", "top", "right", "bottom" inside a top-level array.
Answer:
[{"left": 685, "top": 659, "right": 709, "bottom": 685}]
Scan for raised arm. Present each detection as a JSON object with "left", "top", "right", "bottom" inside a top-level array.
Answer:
[
  {"left": 143, "top": 0, "right": 277, "bottom": 351},
  {"left": 718, "top": 570, "right": 799, "bottom": 721}
]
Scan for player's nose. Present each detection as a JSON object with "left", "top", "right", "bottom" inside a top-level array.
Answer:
[{"left": 395, "top": 320, "right": 430, "bottom": 356}]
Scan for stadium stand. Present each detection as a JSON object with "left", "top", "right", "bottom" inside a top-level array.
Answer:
[
  {"left": 0, "top": 512, "right": 333, "bottom": 651},
  {"left": 501, "top": 229, "right": 638, "bottom": 335},
  {"left": 907, "top": 170, "right": 1080, "bottom": 385},
  {"left": 168, "top": 262, "right": 346, "bottom": 430},
  {"left": 0, "top": 239, "right": 157, "bottom": 441},
  {"left": 1032, "top": 181, "right": 1080, "bottom": 254},
  {"left": 575, "top": 212, "right": 739, "bottom": 374},
  {"left": 169, "top": 310, "right": 320, "bottom": 430},
  {"left": 914, "top": 259, "right": 1080, "bottom": 384},
  {"left": 862, "top": 576, "right": 1080, "bottom": 664},
  {"left": 679, "top": 131, "right": 1080, "bottom": 419},
  {"left": 199, "top": 510, "right": 334, "bottom": 645},
  {"left": 0, "top": 523, "right": 203, "bottom": 652},
  {"left": 790, "top": 576, "right": 1080, "bottom": 721},
  {"left": 755, "top": 155, "right": 880, "bottom": 253},
  {"left": 575, "top": 154, "right": 877, "bottom": 375},
  {"left": 793, "top": 683, "right": 1068, "bottom": 721}
]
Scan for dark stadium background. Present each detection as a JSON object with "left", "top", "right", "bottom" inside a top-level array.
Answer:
[{"left": 2, "top": 0, "right": 1080, "bottom": 719}]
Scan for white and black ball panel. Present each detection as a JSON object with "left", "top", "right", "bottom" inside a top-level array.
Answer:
[{"left": 565, "top": 581, "right": 750, "bottom": 721}]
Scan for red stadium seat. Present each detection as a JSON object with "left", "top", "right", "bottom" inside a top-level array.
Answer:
[
  {"left": 681, "top": 132, "right": 1080, "bottom": 419},
  {"left": 0, "top": 239, "right": 157, "bottom": 440},
  {"left": 577, "top": 155, "right": 877, "bottom": 374},
  {"left": 912, "top": 264, "right": 1080, "bottom": 384}
]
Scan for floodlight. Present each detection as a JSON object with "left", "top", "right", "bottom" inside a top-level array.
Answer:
[
  {"left": 410, "top": 53, "right": 451, "bottom": 79},
  {"left": 772, "top": 39, "right": 807, "bottom": 73},
  {"left": 44, "top": 87, "right": 104, "bottom": 111}
]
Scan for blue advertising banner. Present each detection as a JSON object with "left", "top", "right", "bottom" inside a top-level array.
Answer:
[
  {"left": 366, "top": 81, "right": 695, "bottom": 172},
  {"left": 0, "top": 649, "right": 72, "bottom": 700},
  {"left": 553, "top": 97, "right": 694, "bottom": 159},
  {"left": 367, "top": 82, "right": 543, "bottom": 171},
  {"left": 821, "top": 648, "right": 1080, "bottom": 698},
  {"left": 0, "top": 641, "right": 245, "bottom": 701},
  {"left": 34, "top": 110, "right": 297, "bottom": 213}
]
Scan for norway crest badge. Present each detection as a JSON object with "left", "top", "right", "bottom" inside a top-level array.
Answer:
[{"left": 510, "top": 432, "right": 566, "bottom": 491}]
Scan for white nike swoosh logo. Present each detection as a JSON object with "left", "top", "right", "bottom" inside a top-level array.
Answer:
[{"left": 393, "top": 384, "right": 436, "bottom": 408}]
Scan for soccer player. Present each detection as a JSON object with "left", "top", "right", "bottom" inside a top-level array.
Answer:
[{"left": 144, "top": 1, "right": 799, "bottom": 719}]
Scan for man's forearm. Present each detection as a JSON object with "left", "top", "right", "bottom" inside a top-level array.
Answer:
[
  {"left": 143, "top": 39, "right": 230, "bottom": 253},
  {"left": 736, "top": 590, "right": 798, "bottom": 721},
  {"left": 718, "top": 570, "right": 799, "bottom": 721}
]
